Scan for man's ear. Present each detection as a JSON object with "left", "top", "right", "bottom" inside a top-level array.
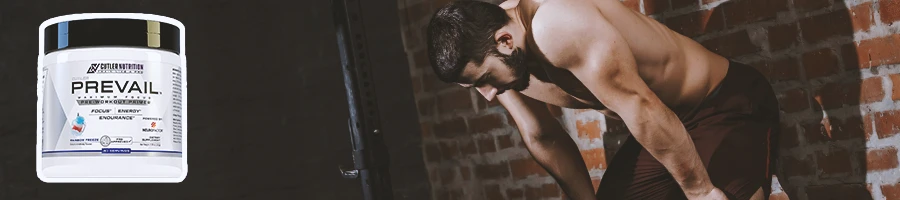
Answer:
[
  {"left": 499, "top": 0, "right": 520, "bottom": 10},
  {"left": 495, "top": 31, "right": 515, "bottom": 54}
]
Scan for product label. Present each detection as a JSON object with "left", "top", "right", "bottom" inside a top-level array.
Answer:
[{"left": 41, "top": 60, "right": 182, "bottom": 157}]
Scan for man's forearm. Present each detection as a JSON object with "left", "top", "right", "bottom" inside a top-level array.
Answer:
[
  {"left": 522, "top": 122, "right": 596, "bottom": 200},
  {"left": 623, "top": 102, "right": 714, "bottom": 198}
]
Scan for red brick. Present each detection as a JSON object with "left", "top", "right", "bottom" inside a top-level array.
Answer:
[
  {"left": 804, "top": 116, "right": 865, "bottom": 143},
  {"left": 850, "top": 2, "right": 874, "bottom": 32},
  {"left": 439, "top": 141, "right": 460, "bottom": 160},
  {"left": 430, "top": 170, "right": 440, "bottom": 184},
  {"left": 421, "top": 122, "right": 433, "bottom": 137},
  {"left": 484, "top": 184, "right": 504, "bottom": 200},
  {"left": 779, "top": 88, "right": 810, "bottom": 113},
  {"left": 794, "top": 0, "right": 831, "bottom": 12},
  {"left": 523, "top": 184, "right": 559, "bottom": 199},
  {"left": 469, "top": 113, "right": 505, "bottom": 133},
  {"left": 803, "top": 122, "right": 828, "bottom": 144},
  {"left": 856, "top": 34, "right": 900, "bottom": 68},
  {"left": 460, "top": 166, "right": 472, "bottom": 181},
  {"left": 622, "top": 0, "right": 641, "bottom": 13},
  {"left": 782, "top": 155, "right": 813, "bottom": 177},
  {"left": 802, "top": 48, "right": 840, "bottom": 79},
  {"left": 892, "top": 74, "right": 900, "bottom": 100},
  {"left": 880, "top": 0, "right": 900, "bottom": 24},
  {"left": 412, "top": 49, "right": 431, "bottom": 69},
  {"left": 576, "top": 120, "right": 602, "bottom": 139},
  {"left": 510, "top": 158, "right": 549, "bottom": 179},
  {"left": 478, "top": 136, "right": 498, "bottom": 154},
  {"left": 423, "top": 72, "right": 455, "bottom": 91},
  {"left": 436, "top": 89, "right": 473, "bottom": 114},
  {"left": 525, "top": 186, "right": 542, "bottom": 199},
  {"left": 701, "top": 30, "right": 760, "bottom": 57},
  {"left": 425, "top": 143, "right": 442, "bottom": 162},
  {"left": 417, "top": 97, "right": 435, "bottom": 116},
  {"left": 439, "top": 167, "right": 456, "bottom": 185},
  {"left": 816, "top": 148, "right": 853, "bottom": 175},
  {"left": 874, "top": 111, "right": 900, "bottom": 139},
  {"left": 780, "top": 125, "right": 800, "bottom": 148},
  {"left": 460, "top": 139, "right": 478, "bottom": 155},
  {"left": 666, "top": 10, "right": 724, "bottom": 37},
  {"left": 860, "top": 77, "right": 885, "bottom": 103},
  {"left": 475, "top": 162, "right": 510, "bottom": 180},
  {"left": 411, "top": 75, "right": 423, "bottom": 93},
  {"left": 806, "top": 184, "right": 872, "bottom": 200},
  {"left": 671, "top": 0, "right": 697, "bottom": 8},
  {"left": 506, "top": 188, "right": 524, "bottom": 199},
  {"left": 799, "top": 11, "right": 853, "bottom": 44},
  {"left": 498, "top": 134, "right": 515, "bottom": 149},
  {"left": 768, "top": 23, "right": 799, "bottom": 51},
  {"left": 867, "top": 147, "right": 899, "bottom": 172},
  {"left": 883, "top": 183, "right": 900, "bottom": 200},
  {"left": 434, "top": 118, "right": 467, "bottom": 138},
  {"left": 865, "top": 114, "right": 875, "bottom": 141},
  {"left": 582, "top": 148, "right": 607, "bottom": 170},
  {"left": 813, "top": 81, "right": 861, "bottom": 111},
  {"left": 842, "top": 43, "right": 862, "bottom": 70},
  {"left": 834, "top": 115, "right": 866, "bottom": 140},
  {"left": 769, "top": 192, "right": 789, "bottom": 200},
  {"left": 722, "top": 0, "right": 788, "bottom": 27},
  {"left": 755, "top": 57, "right": 800, "bottom": 82},
  {"left": 643, "top": 0, "right": 670, "bottom": 15},
  {"left": 541, "top": 184, "right": 561, "bottom": 197}
]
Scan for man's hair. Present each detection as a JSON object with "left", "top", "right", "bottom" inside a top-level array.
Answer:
[{"left": 426, "top": 0, "right": 511, "bottom": 83}]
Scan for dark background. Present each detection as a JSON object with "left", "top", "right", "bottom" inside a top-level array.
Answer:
[{"left": 0, "top": 0, "right": 430, "bottom": 199}]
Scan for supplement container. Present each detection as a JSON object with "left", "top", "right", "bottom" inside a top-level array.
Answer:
[{"left": 37, "top": 13, "right": 187, "bottom": 183}]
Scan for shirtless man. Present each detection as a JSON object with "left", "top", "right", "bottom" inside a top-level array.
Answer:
[{"left": 425, "top": 0, "right": 780, "bottom": 199}]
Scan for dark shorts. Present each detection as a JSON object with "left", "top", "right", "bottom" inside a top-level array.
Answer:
[{"left": 595, "top": 61, "right": 780, "bottom": 200}]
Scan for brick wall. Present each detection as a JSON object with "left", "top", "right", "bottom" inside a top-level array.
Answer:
[{"left": 399, "top": 0, "right": 900, "bottom": 199}]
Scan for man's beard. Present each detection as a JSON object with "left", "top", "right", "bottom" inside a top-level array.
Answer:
[{"left": 492, "top": 47, "right": 530, "bottom": 94}]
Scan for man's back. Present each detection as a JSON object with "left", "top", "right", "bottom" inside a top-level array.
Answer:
[{"left": 518, "top": 0, "right": 730, "bottom": 114}]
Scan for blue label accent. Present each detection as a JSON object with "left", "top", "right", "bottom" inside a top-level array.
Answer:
[
  {"left": 57, "top": 21, "right": 69, "bottom": 49},
  {"left": 101, "top": 148, "right": 131, "bottom": 154}
]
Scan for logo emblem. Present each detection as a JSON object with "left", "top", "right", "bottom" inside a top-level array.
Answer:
[
  {"left": 71, "top": 114, "right": 86, "bottom": 136},
  {"left": 151, "top": 122, "right": 157, "bottom": 128},
  {"left": 86, "top": 64, "right": 98, "bottom": 74}
]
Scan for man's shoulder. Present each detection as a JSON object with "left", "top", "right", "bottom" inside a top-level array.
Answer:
[{"left": 531, "top": 1, "right": 598, "bottom": 68}]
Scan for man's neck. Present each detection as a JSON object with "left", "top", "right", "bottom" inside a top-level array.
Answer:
[{"left": 506, "top": 0, "right": 541, "bottom": 31}]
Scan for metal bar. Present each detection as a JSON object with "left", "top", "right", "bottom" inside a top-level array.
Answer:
[{"left": 332, "top": 0, "right": 394, "bottom": 199}]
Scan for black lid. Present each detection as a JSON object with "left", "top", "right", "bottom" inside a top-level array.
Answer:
[{"left": 44, "top": 18, "right": 180, "bottom": 55}]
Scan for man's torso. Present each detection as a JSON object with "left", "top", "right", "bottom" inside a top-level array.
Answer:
[{"left": 513, "top": 0, "right": 731, "bottom": 117}]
